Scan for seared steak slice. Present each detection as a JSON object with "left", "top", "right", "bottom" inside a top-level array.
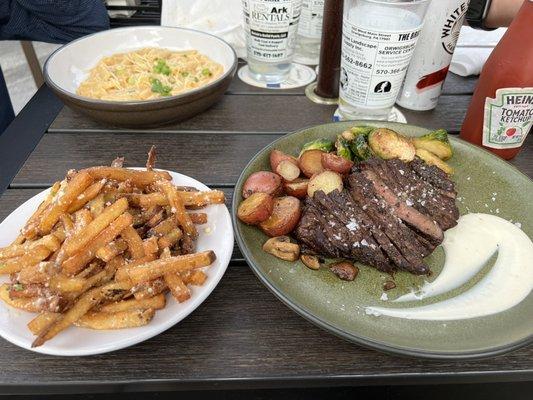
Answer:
[
  {"left": 293, "top": 157, "right": 459, "bottom": 276},
  {"left": 313, "top": 190, "right": 393, "bottom": 272},
  {"left": 347, "top": 173, "right": 429, "bottom": 275}
]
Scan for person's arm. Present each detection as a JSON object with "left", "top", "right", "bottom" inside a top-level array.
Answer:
[
  {"left": 483, "top": 0, "right": 524, "bottom": 28},
  {"left": 0, "top": 0, "right": 109, "bottom": 43}
]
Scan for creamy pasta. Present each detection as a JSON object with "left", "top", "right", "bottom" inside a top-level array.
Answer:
[{"left": 77, "top": 48, "right": 224, "bottom": 101}]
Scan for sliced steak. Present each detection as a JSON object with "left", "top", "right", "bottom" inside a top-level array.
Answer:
[{"left": 294, "top": 157, "right": 459, "bottom": 276}]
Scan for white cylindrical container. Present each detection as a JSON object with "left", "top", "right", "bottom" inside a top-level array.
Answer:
[
  {"left": 396, "top": 0, "right": 471, "bottom": 110},
  {"left": 294, "top": 0, "right": 325, "bottom": 65},
  {"left": 242, "top": 0, "right": 303, "bottom": 83},
  {"left": 338, "top": 0, "right": 429, "bottom": 120}
]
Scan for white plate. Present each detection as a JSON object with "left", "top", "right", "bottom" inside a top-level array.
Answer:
[{"left": 0, "top": 170, "right": 234, "bottom": 356}]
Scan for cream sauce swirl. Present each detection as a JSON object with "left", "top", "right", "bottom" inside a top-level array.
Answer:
[{"left": 365, "top": 213, "right": 533, "bottom": 320}]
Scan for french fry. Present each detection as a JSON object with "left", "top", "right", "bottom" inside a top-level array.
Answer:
[
  {"left": 63, "top": 198, "right": 129, "bottom": 257},
  {"left": 27, "top": 312, "right": 61, "bottom": 335},
  {"left": 146, "top": 207, "right": 164, "bottom": 228},
  {"left": 156, "top": 180, "right": 197, "bottom": 239},
  {"left": 142, "top": 237, "right": 159, "bottom": 256},
  {"left": 0, "top": 246, "right": 52, "bottom": 274},
  {"left": 21, "top": 182, "right": 61, "bottom": 239},
  {"left": 148, "top": 217, "right": 177, "bottom": 237},
  {"left": 62, "top": 212, "right": 133, "bottom": 275},
  {"left": 178, "top": 190, "right": 225, "bottom": 208},
  {"left": 11, "top": 235, "right": 26, "bottom": 246},
  {"left": 99, "top": 293, "right": 165, "bottom": 313},
  {"left": 137, "top": 190, "right": 225, "bottom": 208},
  {"left": 95, "top": 239, "right": 128, "bottom": 262},
  {"left": 164, "top": 273, "right": 190, "bottom": 303},
  {"left": 114, "top": 254, "right": 156, "bottom": 282},
  {"left": 132, "top": 277, "right": 167, "bottom": 300},
  {"left": 0, "top": 284, "right": 41, "bottom": 312},
  {"left": 74, "top": 208, "right": 93, "bottom": 229},
  {"left": 0, "top": 234, "right": 60, "bottom": 260},
  {"left": 75, "top": 308, "right": 155, "bottom": 330},
  {"left": 157, "top": 228, "right": 183, "bottom": 250},
  {"left": 59, "top": 214, "right": 74, "bottom": 236},
  {"left": 39, "top": 171, "right": 94, "bottom": 234},
  {"left": 18, "top": 261, "right": 55, "bottom": 284},
  {"left": 124, "top": 251, "right": 216, "bottom": 284},
  {"left": 32, "top": 286, "right": 104, "bottom": 347},
  {"left": 83, "top": 167, "right": 171, "bottom": 187},
  {"left": 189, "top": 213, "right": 208, "bottom": 225},
  {"left": 32, "top": 281, "right": 132, "bottom": 347},
  {"left": 88, "top": 193, "right": 105, "bottom": 217},
  {"left": 49, "top": 275, "right": 86, "bottom": 293},
  {"left": 67, "top": 179, "right": 106, "bottom": 213},
  {"left": 182, "top": 270, "right": 208, "bottom": 286},
  {"left": 8, "top": 283, "right": 43, "bottom": 298},
  {"left": 120, "top": 225, "right": 145, "bottom": 259}
]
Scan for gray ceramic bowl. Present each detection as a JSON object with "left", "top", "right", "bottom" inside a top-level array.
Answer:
[{"left": 44, "top": 26, "right": 237, "bottom": 127}]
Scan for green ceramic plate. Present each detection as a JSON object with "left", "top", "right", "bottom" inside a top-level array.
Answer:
[{"left": 232, "top": 121, "right": 533, "bottom": 359}]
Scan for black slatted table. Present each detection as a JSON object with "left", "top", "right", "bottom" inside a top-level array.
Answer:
[{"left": 0, "top": 65, "right": 531, "bottom": 396}]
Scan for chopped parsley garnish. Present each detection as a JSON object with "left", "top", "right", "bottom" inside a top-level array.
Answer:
[
  {"left": 150, "top": 78, "right": 172, "bottom": 96},
  {"left": 153, "top": 59, "right": 171, "bottom": 76},
  {"left": 180, "top": 71, "right": 189, "bottom": 77},
  {"left": 12, "top": 283, "right": 25, "bottom": 291},
  {"left": 201, "top": 68, "right": 212, "bottom": 77}
]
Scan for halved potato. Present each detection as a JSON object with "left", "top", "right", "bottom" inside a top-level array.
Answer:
[
  {"left": 259, "top": 196, "right": 301, "bottom": 237},
  {"left": 242, "top": 171, "right": 282, "bottom": 198},
  {"left": 276, "top": 160, "right": 301, "bottom": 182},
  {"left": 321, "top": 152, "right": 354, "bottom": 174},
  {"left": 283, "top": 178, "right": 309, "bottom": 199},
  {"left": 270, "top": 149, "right": 298, "bottom": 171},
  {"left": 299, "top": 150, "right": 325, "bottom": 178},
  {"left": 237, "top": 193, "right": 274, "bottom": 225},
  {"left": 307, "top": 171, "right": 343, "bottom": 197}
]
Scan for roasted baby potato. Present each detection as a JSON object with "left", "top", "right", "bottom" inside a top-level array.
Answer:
[
  {"left": 242, "top": 171, "right": 282, "bottom": 198},
  {"left": 237, "top": 193, "right": 274, "bottom": 225},
  {"left": 368, "top": 128, "right": 415, "bottom": 162},
  {"left": 270, "top": 149, "right": 299, "bottom": 171},
  {"left": 283, "top": 178, "right": 309, "bottom": 199},
  {"left": 321, "top": 152, "right": 354, "bottom": 174},
  {"left": 259, "top": 196, "right": 302, "bottom": 237},
  {"left": 308, "top": 171, "right": 343, "bottom": 197},
  {"left": 275, "top": 160, "right": 301, "bottom": 182},
  {"left": 299, "top": 150, "right": 326, "bottom": 178},
  {"left": 415, "top": 148, "right": 454, "bottom": 175},
  {"left": 412, "top": 129, "right": 453, "bottom": 160},
  {"left": 263, "top": 236, "right": 300, "bottom": 261},
  {"left": 299, "top": 138, "right": 334, "bottom": 157}
]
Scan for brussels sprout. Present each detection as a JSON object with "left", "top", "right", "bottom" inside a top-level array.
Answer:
[
  {"left": 341, "top": 126, "right": 374, "bottom": 141},
  {"left": 335, "top": 136, "right": 353, "bottom": 161},
  {"left": 350, "top": 135, "right": 373, "bottom": 161},
  {"left": 299, "top": 138, "right": 335, "bottom": 157},
  {"left": 368, "top": 128, "right": 415, "bottom": 162},
  {"left": 415, "top": 148, "right": 453, "bottom": 175},
  {"left": 412, "top": 129, "right": 453, "bottom": 160}
]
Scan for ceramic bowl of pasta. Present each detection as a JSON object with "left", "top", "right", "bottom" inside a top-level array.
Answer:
[{"left": 43, "top": 26, "right": 237, "bottom": 127}]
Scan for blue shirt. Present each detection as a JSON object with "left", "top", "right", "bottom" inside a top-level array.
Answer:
[{"left": 0, "top": 0, "right": 110, "bottom": 133}]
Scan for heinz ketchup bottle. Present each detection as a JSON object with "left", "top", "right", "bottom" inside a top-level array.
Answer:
[{"left": 460, "top": 0, "right": 533, "bottom": 160}]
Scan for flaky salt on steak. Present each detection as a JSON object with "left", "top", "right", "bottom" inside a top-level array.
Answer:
[{"left": 294, "top": 157, "right": 459, "bottom": 275}]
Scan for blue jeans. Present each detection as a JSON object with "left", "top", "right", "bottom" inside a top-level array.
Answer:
[{"left": 0, "top": 67, "right": 15, "bottom": 135}]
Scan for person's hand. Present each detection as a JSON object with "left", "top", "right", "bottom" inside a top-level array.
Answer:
[{"left": 484, "top": 0, "right": 524, "bottom": 28}]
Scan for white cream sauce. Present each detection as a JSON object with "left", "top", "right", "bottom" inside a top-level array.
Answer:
[{"left": 365, "top": 213, "right": 533, "bottom": 320}]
